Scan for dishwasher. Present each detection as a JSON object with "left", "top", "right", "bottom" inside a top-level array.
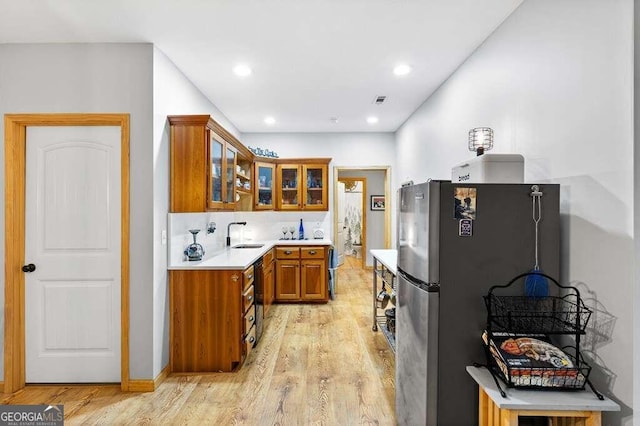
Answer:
[{"left": 252, "top": 257, "right": 264, "bottom": 344}]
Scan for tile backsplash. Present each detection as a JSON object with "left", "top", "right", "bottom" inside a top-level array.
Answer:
[{"left": 168, "top": 211, "right": 331, "bottom": 265}]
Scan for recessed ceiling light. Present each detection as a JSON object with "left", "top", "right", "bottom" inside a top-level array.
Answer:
[
  {"left": 264, "top": 116, "right": 276, "bottom": 125},
  {"left": 367, "top": 116, "right": 379, "bottom": 124},
  {"left": 233, "top": 64, "right": 252, "bottom": 77},
  {"left": 393, "top": 64, "right": 412, "bottom": 76}
]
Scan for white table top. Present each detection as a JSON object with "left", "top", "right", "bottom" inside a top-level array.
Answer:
[
  {"left": 370, "top": 249, "right": 397, "bottom": 275},
  {"left": 466, "top": 366, "right": 620, "bottom": 412}
]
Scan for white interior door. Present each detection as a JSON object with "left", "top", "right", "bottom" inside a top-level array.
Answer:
[
  {"left": 25, "top": 126, "right": 121, "bottom": 383},
  {"left": 337, "top": 181, "right": 346, "bottom": 266}
]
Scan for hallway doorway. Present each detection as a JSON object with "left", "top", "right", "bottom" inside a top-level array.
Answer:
[
  {"left": 338, "top": 178, "right": 366, "bottom": 269},
  {"left": 333, "top": 166, "right": 391, "bottom": 269}
]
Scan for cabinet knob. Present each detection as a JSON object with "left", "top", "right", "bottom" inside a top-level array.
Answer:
[
  {"left": 309, "top": 250, "right": 316, "bottom": 255},
  {"left": 249, "top": 315, "right": 254, "bottom": 322},
  {"left": 248, "top": 295, "right": 253, "bottom": 302},
  {"left": 248, "top": 336, "right": 255, "bottom": 344},
  {"left": 247, "top": 274, "right": 253, "bottom": 280},
  {"left": 285, "top": 250, "right": 292, "bottom": 255}
]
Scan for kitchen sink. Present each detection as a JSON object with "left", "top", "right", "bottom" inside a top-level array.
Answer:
[{"left": 232, "top": 244, "right": 265, "bottom": 249}]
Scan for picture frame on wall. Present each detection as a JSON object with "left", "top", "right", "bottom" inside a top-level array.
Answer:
[{"left": 370, "top": 195, "right": 385, "bottom": 211}]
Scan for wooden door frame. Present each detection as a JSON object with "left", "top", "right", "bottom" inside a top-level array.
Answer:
[
  {"left": 4, "top": 113, "right": 130, "bottom": 393},
  {"left": 334, "top": 167, "right": 392, "bottom": 267}
]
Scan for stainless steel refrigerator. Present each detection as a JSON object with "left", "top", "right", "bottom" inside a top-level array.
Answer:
[{"left": 395, "top": 181, "right": 560, "bottom": 425}]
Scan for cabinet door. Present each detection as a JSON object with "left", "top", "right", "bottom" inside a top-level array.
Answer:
[
  {"left": 301, "top": 259, "right": 327, "bottom": 300},
  {"left": 302, "top": 164, "right": 328, "bottom": 210},
  {"left": 263, "top": 260, "right": 275, "bottom": 315},
  {"left": 207, "top": 132, "right": 237, "bottom": 210},
  {"left": 208, "top": 133, "right": 225, "bottom": 209},
  {"left": 224, "top": 145, "right": 237, "bottom": 204},
  {"left": 255, "top": 161, "right": 275, "bottom": 210},
  {"left": 275, "top": 259, "right": 300, "bottom": 300},
  {"left": 277, "top": 164, "right": 302, "bottom": 210},
  {"left": 170, "top": 270, "right": 242, "bottom": 372}
]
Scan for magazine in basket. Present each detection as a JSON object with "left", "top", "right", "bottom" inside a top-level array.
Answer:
[{"left": 482, "top": 331, "right": 587, "bottom": 388}]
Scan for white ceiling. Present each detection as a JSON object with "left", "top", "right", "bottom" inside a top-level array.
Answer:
[{"left": 0, "top": 0, "right": 523, "bottom": 133}]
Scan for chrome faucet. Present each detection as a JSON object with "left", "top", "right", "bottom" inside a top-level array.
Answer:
[{"left": 226, "top": 221, "right": 247, "bottom": 246}]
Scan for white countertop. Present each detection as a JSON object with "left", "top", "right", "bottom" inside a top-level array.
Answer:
[
  {"left": 466, "top": 366, "right": 620, "bottom": 412},
  {"left": 169, "top": 238, "right": 333, "bottom": 270},
  {"left": 370, "top": 249, "right": 397, "bottom": 275}
]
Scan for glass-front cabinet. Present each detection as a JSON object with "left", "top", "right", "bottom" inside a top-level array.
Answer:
[
  {"left": 303, "top": 164, "right": 328, "bottom": 210},
  {"left": 209, "top": 136, "right": 224, "bottom": 204},
  {"left": 169, "top": 115, "right": 251, "bottom": 212},
  {"left": 254, "top": 161, "right": 275, "bottom": 210},
  {"left": 276, "top": 161, "right": 329, "bottom": 211},
  {"left": 277, "top": 164, "right": 302, "bottom": 210},
  {"left": 207, "top": 132, "right": 237, "bottom": 210}
]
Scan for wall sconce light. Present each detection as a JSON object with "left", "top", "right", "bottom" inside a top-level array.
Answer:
[{"left": 468, "top": 127, "right": 494, "bottom": 156}]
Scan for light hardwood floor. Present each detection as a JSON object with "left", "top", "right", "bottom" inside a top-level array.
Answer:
[{"left": 1, "top": 255, "right": 396, "bottom": 425}]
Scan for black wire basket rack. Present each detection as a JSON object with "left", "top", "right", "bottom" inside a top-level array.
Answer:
[{"left": 480, "top": 271, "right": 603, "bottom": 399}]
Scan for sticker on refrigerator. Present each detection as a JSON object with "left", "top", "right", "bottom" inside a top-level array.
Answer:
[
  {"left": 454, "top": 187, "right": 477, "bottom": 220},
  {"left": 459, "top": 219, "right": 473, "bottom": 237}
]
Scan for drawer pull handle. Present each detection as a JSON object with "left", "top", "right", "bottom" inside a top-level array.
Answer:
[
  {"left": 248, "top": 336, "right": 255, "bottom": 344},
  {"left": 248, "top": 295, "right": 253, "bottom": 302},
  {"left": 285, "top": 250, "right": 292, "bottom": 255},
  {"left": 249, "top": 315, "right": 254, "bottom": 322},
  {"left": 309, "top": 250, "right": 316, "bottom": 255},
  {"left": 247, "top": 274, "right": 253, "bottom": 280}
]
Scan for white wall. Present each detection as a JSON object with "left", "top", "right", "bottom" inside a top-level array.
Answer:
[
  {"left": 152, "top": 47, "right": 241, "bottom": 377},
  {"left": 397, "top": 0, "right": 634, "bottom": 422},
  {"left": 0, "top": 43, "right": 155, "bottom": 379},
  {"left": 634, "top": 0, "right": 640, "bottom": 416}
]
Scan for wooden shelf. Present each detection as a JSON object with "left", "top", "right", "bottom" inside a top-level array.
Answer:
[
  {"left": 236, "top": 187, "right": 252, "bottom": 195},
  {"left": 237, "top": 172, "right": 250, "bottom": 180}
]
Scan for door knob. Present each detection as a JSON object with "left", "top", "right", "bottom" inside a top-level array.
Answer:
[{"left": 22, "top": 264, "right": 36, "bottom": 273}]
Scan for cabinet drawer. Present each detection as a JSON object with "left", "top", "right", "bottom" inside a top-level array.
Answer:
[
  {"left": 301, "top": 246, "right": 325, "bottom": 259},
  {"left": 263, "top": 248, "right": 274, "bottom": 265},
  {"left": 244, "top": 324, "right": 257, "bottom": 357},
  {"left": 276, "top": 247, "right": 300, "bottom": 259},
  {"left": 244, "top": 304, "right": 256, "bottom": 335},
  {"left": 243, "top": 265, "right": 255, "bottom": 291},
  {"left": 243, "top": 285, "right": 255, "bottom": 313}
]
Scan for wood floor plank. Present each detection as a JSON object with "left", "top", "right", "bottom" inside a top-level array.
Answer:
[{"left": 1, "top": 255, "right": 396, "bottom": 425}]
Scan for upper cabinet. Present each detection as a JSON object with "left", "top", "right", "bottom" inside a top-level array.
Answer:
[
  {"left": 169, "top": 115, "right": 253, "bottom": 212},
  {"left": 276, "top": 159, "right": 330, "bottom": 211},
  {"left": 169, "top": 115, "right": 330, "bottom": 212},
  {"left": 254, "top": 161, "right": 275, "bottom": 210}
]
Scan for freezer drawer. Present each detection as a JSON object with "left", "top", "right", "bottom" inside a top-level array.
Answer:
[{"left": 396, "top": 270, "right": 439, "bottom": 426}]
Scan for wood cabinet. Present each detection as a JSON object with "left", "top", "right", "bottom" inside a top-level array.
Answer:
[
  {"left": 275, "top": 159, "right": 330, "bottom": 211},
  {"left": 254, "top": 161, "right": 276, "bottom": 210},
  {"left": 262, "top": 248, "right": 275, "bottom": 315},
  {"left": 169, "top": 115, "right": 254, "bottom": 212},
  {"left": 170, "top": 265, "right": 255, "bottom": 372},
  {"left": 275, "top": 246, "right": 328, "bottom": 302}
]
